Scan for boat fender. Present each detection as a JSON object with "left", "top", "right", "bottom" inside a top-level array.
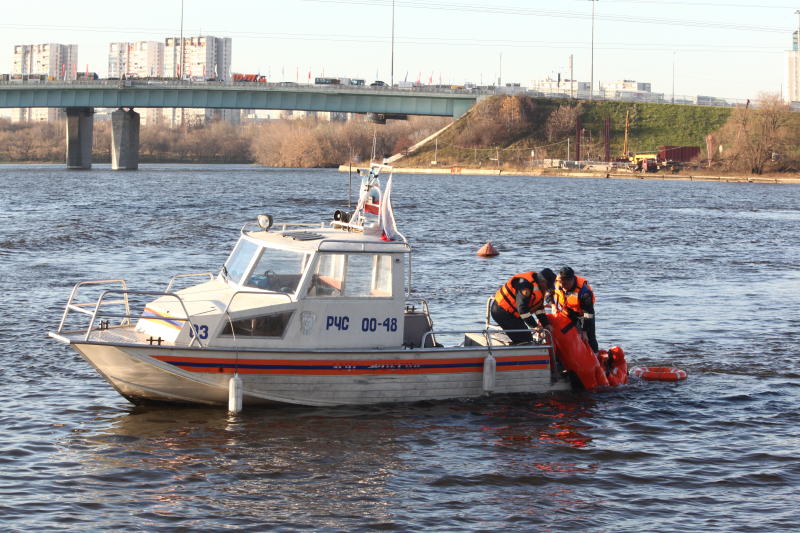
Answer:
[
  {"left": 483, "top": 352, "right": 496, "bottom": 392},
  {"left": 631, "top": 367, "right": 688, "bottom": 382},
  {"left": 228, "top": 374, "right": 243, "bottom": 413}
]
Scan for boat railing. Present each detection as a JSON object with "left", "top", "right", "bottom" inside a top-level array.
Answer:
[
  {"left": 241, "top": 221, "right": 326, "bottom": 234},
  {"left": 57, "top": 280, "right": 131, "bottom": 334},
  {"left": 420, "top": 328, "right": 553, "bottom": 355},
  {"left": 164, "top": 272, "right": 216, "bottom": 293},
  {"left": 56, "top": 281, "right": 207, "bottom": 347},
  {"left": 220, "top": 289, "right": 294, "bottom": 343},
  {"left": 90, "top": 289, "right": 206, "bottom": 347}
]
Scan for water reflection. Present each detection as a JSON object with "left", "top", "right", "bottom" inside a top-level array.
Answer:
[{"left": 60, "top": 405, "right": 409, "bottom": 528}]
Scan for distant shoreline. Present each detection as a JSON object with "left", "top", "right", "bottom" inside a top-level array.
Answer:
[{"left": 337, "top": 165, "right": 800, "bottom": 185}]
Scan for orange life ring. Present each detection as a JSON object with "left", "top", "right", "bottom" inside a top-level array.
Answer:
[{"left": 631, "top": 366, "right": 687, "bottom": 382}]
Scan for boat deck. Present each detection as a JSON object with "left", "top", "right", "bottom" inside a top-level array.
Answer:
[{"left": 51, "top": 326, "right": 171, "bottom": 346}]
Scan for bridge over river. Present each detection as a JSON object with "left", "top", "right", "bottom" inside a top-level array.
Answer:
[{"left": 0, "top": 81, "right": 479, "bottom": 169}]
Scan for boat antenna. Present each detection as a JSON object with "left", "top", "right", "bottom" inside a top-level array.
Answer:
[{"left": 348, "top": 147, "right": 353, "bottom": 209}]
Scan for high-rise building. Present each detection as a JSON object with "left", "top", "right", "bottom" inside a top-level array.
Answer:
[
  {"left": 164, "top": 36, "right": 232, "bottom": 80},
  {"left": 108, "top": 41, "right": 164, "bottom": 78},
  {"left": 161, "top": 36, "right": 233, "bottom": 126},
  {"left": 11, "top": 43, "right": 77, "bottom": 122},
  {"left": 13, "top": 43, "right": 78, "bottom": 79},
  {"left": 787, "top": 31, "right": 800, "bottom": 103}
]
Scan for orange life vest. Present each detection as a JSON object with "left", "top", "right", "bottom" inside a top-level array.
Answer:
[
  {"left": 555, "top": 275, "right": 594, "bottom": 316},
  {"left": 494, "top": 272, "right": 546, "bottom": 316}
]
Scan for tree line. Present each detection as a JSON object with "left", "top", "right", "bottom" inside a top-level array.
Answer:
[
  {"left": 0, "top": 115, "right": 449, "bottom": 166},
  {"left": 402, "top": 94, "right": 800, "bottom": 174},
  {"left": 2, "top": 97, "right": 797, "bottom": 174}
]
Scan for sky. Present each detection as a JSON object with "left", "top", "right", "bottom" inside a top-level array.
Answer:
[{"left": 0, "top": 0, "right": 797, "bottom": 101}]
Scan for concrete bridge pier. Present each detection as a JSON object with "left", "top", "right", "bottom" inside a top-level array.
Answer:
[
  {"left": 65, "top": 107, "right": 94, "bottom": 169},
  {"left": 111, "top": 108, "right": 140, "bottom": 170}
]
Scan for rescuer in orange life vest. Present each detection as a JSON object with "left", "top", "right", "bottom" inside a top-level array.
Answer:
[
  {"left": 491, "top": 269, "right": 557, "bottom": 344},
  {"left": 554, "top": 266, "right": 598, "bottom": 353}
]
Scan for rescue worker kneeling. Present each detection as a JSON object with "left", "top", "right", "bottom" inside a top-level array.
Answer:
[
  {"left": 554, "top": 266, "right": 598, "bottom": 353},
  {"left": 491, "top": 269, "right": 556, "bottom": 344}
]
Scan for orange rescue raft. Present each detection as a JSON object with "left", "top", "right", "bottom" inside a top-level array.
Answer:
[
  {"left": 547, "top": 313, "right": 628, "bottom": 390},
  {"left": 631, "top": 367, "right": 688, "bottom": 382}
]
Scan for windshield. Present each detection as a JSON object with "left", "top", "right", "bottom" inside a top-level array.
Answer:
[
  {"left": 245, "top": 247, "right": 309, "bottom": 293},
  {"left": 223, "top": 239, "right": 259, "bottom": 284}
]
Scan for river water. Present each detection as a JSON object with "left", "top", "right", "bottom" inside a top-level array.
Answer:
[{"left": 1, "top": 164, "right": 798, "bottom": 531}]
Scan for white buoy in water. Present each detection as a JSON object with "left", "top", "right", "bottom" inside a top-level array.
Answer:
[
  {"left": 483, "top": 352, "right": 496, "bottom": 392},
  {"left": 228, "top": 374, "right": 243, "bottom": 413}
]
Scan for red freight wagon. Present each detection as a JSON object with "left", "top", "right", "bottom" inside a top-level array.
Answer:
[{"left": 658, "top": 145, "right": 701, "bottom": 163}]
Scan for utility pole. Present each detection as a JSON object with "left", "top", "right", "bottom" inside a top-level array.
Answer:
[
  {"left": 391, "top": 0, "right": 395, "bottom": 86},
  {"left": 569, "top": 54, "right": 574, "bottom": 98},
  {"left": 498, "top": 52, "right": 502, "bottom": 87},
  {"left": 671, "top": 52, "right": 676, "bottom": 104},
  {"left": 589, "top": 0, "right": 598, "bottom": 100},
  {"left": 180, "top": 0, "right": 185, "bottom": 79}
]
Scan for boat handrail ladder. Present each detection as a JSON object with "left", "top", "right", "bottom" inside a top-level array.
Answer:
[
  {"left": 316, "top": 239, "right": 411, "bottom": 253},
  {"left": 221, "top": 289, "right": 294, "bottom": 339},
  {"left": 165, "top": 272, "right": 215, "bottom": 293}
]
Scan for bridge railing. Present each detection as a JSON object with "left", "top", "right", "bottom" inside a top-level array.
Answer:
[{"left": 0, "top": 78, "right": 751, "bottom": 107}]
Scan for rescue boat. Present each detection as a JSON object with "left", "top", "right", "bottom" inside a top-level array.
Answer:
[{"left": 49, "top": 164, "right": 622, "bottom": 408}]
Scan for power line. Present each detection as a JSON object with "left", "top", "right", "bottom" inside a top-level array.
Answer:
[
  {"left": 0, "top": 24, "right": 784, "bottom": 54},
  {"left": 301, "top": 0, "right": 791, "bottom": 34}
]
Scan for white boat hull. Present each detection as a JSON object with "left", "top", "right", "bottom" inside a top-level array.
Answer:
[{"left": 70, "top": 341, "right": 570, "bottom": 407}]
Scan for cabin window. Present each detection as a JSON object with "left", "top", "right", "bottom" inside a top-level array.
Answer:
[
  {"left": 245, "top": 247, "right": 309, "bottom": 293},
  {"left": 306, "top": 253, "right": 345, "bottom": 297},
  {"left": 221, "top": 311, "right": 294, "bottom": 337},
  {"left": 306, "top": 253, "right": 393, "bottom": 298},
  {"left": 224, "top": 239, "right": 259, "bottom": 284}
]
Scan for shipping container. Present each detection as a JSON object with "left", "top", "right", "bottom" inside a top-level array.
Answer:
[{"left": 658, "top": 145, "right": 701, "bottom": 163}]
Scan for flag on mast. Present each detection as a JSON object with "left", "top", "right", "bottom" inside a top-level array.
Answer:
[{"left": 379, "top": 172, "right": 403, "bottom": 242}]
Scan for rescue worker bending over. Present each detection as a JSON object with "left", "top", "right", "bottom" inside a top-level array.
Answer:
[
  {"left": 491, "top": 269, "right": 556, "bottom": 345},
  {"left": 554, "top": 266, "right": 598, "bottom": 353}
]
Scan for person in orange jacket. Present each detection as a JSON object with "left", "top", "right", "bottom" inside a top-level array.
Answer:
[
  {"left": 490, "top": 269, "right": 556, "bottom": 344},
  {"left": 554, "top": 266, "right": 598, "bottom": 353}
]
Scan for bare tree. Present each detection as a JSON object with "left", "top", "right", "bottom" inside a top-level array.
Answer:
[
  {"left": 715, "top": 93, "right": 793, "bottom": 174},
  {"left": 545, "top": 104, "right": 581, "bottom": 142}
]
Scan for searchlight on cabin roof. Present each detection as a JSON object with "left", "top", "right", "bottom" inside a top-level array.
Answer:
[{"left": 257, "top": 214, "right": 273, "bottom": 230}]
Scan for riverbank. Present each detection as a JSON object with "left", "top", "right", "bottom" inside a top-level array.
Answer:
[{"left": 337, "top": 164, "right": 800, "bottom": 185}]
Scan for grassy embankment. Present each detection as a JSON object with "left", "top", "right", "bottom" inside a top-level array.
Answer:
[{"left": 396, "top": 97, "right": 733, "bottom": 171}]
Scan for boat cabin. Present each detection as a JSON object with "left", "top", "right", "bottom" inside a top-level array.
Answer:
[{"left": 135, "top": 221, "right": 427, "bottom": 350}]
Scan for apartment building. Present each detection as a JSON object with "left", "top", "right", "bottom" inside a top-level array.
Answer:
[
  {"left": 13, "top": 43, "right": 78, "bottom": 80},
  {"left": 108, "top": 41, "right": 164, "bottom": 78},
  {"left": 164, "top": 36, "right": 232, "bottom": 80},
  {"left": 161, "top": 36, "right": 233, "bottom": 126},
  {"left": 9, "top": 43, "right": 78, "bottom": 121}
]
